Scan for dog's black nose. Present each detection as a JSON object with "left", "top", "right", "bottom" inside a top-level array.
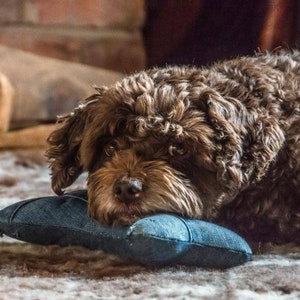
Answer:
[{"left": 113, "top": 178, "right": 143, "bottom": 204}]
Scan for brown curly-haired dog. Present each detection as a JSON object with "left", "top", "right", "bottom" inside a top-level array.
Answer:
[{"left": 47, "top": 51, "right": 300, "bottom": 245}]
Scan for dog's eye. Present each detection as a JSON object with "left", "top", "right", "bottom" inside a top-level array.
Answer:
[
  {"left": 104, "top": 141, "right": 118, "bottom": 157},
  {"left": 168, "top": 143, "right": 187, "bottom": 156}
]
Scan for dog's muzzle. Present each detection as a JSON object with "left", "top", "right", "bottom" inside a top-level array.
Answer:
[{"left": 113, "top": 177, "right": 143, "bottom": 204}]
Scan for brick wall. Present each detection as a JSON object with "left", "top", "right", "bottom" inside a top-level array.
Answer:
[{"left": 0, "top": 0, "right": 146, "bottom": 73}]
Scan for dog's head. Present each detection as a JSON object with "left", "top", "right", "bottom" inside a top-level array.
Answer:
[{"left": 46, "top": 66, "right": 285, "bottom": 225}]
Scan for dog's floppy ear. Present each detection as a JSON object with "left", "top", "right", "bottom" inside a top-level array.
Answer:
[{"left": 46, "top": 87, "right": 106, "bottom": 195}]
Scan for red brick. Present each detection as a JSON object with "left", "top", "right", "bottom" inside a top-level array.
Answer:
[
  {"left": 23, "top": 0, "right": 145, "bottom": 28},
  {"left": 0, "top": 26, "right": 145, "bottom": 72},
  {"left": 0, "top": 0, "right": 20, "bottom": 24},
  {"left": 82, "top": 33, "right": 146, "bottom": 73},
  {"left": 23, "top": 0, "right": 69, "bottom": 25},
  {"left": 0, "top": 27, "right": 82, "bottom": 63}
]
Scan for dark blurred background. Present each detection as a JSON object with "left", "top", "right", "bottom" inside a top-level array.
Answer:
[
  {"left": 0, "top": 0, "right": 298, "bottom": 73},
  {"left": 143, "top": 0, "right": 297, "bottom": 67}
]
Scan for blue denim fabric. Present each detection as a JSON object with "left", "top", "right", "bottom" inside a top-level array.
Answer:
[{"left": 0, "top": 190, "right": 252, "bottom": 268}]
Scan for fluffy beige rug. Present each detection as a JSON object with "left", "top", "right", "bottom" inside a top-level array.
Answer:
[{"left": 0, "top": 150, "right": 299, "bottom": 299}]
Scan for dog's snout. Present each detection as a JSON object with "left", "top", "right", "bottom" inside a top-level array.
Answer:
[{"left": 113, "top": 178, "right": 143, "bottom": 204}]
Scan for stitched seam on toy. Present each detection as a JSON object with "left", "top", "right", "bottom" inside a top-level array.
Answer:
[
  {"left": 128, "top": 231, "right": 195, "bottom": 246},
  {"left": 127, "top": 215, "right": 193, "bottom": 243},
  {"left": 9, "top": 195, "right": 87, "bottom": 223},
  {"left": 9, "top": 198, "right": 43, "bottom": 224},
  {"left": 62, "top": 195, "right": 88, "bottom": 203},
  {"left": 128, "top": 227, "right": 249, "bottom": 254},
  {"left": 127, "top": 234, "right": 250, "bottom": 254},
  {"left": 17, "top": 223, "right": 126, "bottom": 241},
  {"left": 173, "top": 216, "right": 193, "bottom": 243},
  {"left": 7, "top": 223, "right": 251, "bottom": 255}
]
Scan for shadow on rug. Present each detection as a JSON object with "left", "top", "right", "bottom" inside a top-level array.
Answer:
[{"left": 0, "top": 243, "right": 146, "bottom": 278}]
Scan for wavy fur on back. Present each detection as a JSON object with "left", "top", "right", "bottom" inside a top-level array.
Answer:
[{"left": 47, "top": 50, "right": 300, "bottom": 245}]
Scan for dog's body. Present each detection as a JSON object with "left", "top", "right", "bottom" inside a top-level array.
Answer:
[{"left": 47, "top": 51, "right": 300, "bottom": 245}]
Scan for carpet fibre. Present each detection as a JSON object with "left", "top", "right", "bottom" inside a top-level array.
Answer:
[{"left": 0, "top": 150, "right": 299, "bottom": 300}]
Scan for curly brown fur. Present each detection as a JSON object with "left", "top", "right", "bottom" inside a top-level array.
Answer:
[{"left": 47, "top": 50, "right": 300, "bottom": 245}]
